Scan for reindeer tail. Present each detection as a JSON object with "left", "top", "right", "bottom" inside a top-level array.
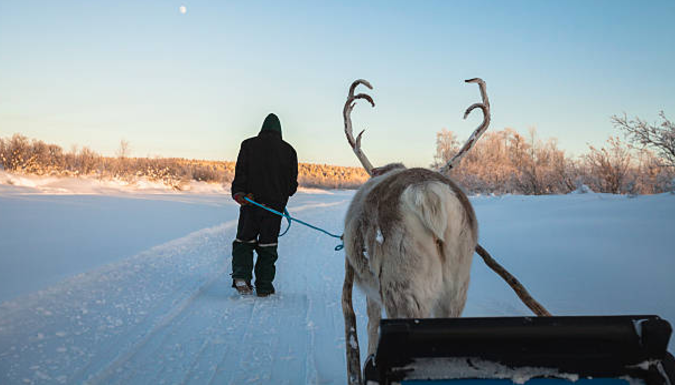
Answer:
[{"left": 400, "top": 181, "right": 452, "bottom": 242}]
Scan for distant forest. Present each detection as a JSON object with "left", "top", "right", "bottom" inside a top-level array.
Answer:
[
  {"left": 0, "top": 134, "right": 369, "bottom": 190},
  {"left": 2, "top": 111, "right": 674, "bottom": 195}
]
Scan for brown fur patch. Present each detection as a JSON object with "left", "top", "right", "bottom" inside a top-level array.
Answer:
[
  {"left": 435, "top": 237, "right": 446, "bottom": 263},
  {"left": 366, "top": 168, "right": 477, "bottom": 240}
]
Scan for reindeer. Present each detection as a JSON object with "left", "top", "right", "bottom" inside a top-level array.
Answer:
[{"left": 340, "top": 78, "right": 491, "bottom": 385}]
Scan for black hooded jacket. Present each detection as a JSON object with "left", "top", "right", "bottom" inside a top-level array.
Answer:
[{"left": 231, "top": 114, "right": 298, "bottom": 211}]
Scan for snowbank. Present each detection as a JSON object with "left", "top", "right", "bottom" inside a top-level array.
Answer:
[{"left": 0, "top": 171, "right": 228, "bottom": 195}]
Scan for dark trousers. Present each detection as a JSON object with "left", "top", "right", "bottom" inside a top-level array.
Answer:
[{"left": 232, "top": 205, "right": 282, "bottom": 294}]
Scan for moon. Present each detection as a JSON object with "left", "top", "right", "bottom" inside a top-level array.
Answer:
[{"left": 179, "top": 5, "right": 187, "bottom": 14}]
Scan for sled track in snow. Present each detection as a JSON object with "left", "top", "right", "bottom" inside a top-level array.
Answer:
[
  {"left": 207, "top": 295, "right": 258, "bottom": 385},
  {"left": 0, "top": 195, "right": 367, "bottom": 384},
  {"left": 82, "top": 266, "right": 230, "bottom": 384}
]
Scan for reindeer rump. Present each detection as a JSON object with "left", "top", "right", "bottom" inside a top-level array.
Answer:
[{"left": 345, "top": 167, "right": 478, "bottom": 321}]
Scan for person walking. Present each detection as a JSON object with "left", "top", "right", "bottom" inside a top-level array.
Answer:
[{"left": 231, "top": 113, "right": 298, "bottom": 297}]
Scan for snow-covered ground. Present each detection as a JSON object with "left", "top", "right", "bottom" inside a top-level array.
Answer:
[{"left": 0, "top": 174, "right": 674, "bottom": 384}]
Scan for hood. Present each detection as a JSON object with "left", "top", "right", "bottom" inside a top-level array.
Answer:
[{"left": 259, "top": 113, "right": 282, "bottom": 139}]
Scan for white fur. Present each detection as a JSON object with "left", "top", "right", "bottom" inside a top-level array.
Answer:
[{"left": 343, "top": 167, "right": 478, "bottom": 357}]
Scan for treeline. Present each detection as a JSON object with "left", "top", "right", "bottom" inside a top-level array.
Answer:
[
  {"left": 0, "top": 134, "right": 369, "bottom": 190},
  {"left": 3, "top": 111, "right": 673, "bottom": 195},
  {"left": 298, "top": 163, "right": 369, "bottom": 189},
  {"left": 432, "top": 112, "right": 674, "bottom": 195}
]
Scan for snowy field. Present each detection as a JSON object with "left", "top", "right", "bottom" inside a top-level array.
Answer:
[{"left": 1, "top": 173, "right": 674, "bottom": 384}]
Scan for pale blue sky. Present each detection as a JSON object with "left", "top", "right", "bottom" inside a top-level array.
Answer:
[{"left": 1, "top": 1, "right": 674, "bottom": 167}]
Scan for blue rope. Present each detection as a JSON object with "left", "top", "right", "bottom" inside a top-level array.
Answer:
[
  {"left": 279, "top": 208, "right": 291, "bottom": 237},
  {"left": 244, "top": 197, "right": 344, "bottom": 251}
]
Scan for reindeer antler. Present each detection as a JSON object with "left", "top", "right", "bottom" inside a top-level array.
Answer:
[
  {"left": 440, "top": 78, "right": 491, "bottom": 173},
  {"left": 344, "top": 79, "right": 376, "bottom": 176}
]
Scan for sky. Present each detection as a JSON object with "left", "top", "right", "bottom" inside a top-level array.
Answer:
[{"left": 1, "top": 0, "right": 674, "bottom": 168}]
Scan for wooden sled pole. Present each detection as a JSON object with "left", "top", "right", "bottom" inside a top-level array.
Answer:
[{"left": 475, "top": 243, "right": 552, "bottom": 317}]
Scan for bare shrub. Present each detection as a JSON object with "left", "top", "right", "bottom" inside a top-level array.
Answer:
[{"left": 583, "top": 136, "right": 632, "bottom": 194}]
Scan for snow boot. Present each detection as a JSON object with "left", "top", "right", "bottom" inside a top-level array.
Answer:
[
  {"left": 254, "top": 245, "right": 278, "bottom": 296},
  {"left": 233, "top": 278, "right": 253, "bottom": 295},
  {"left": 232, "top": 241, "right": 256, "bottom": 282},
  {"left": 255, "top": 288, "right": 274, "bottom": 298},
  {"left": 256, "top": 286, "right": 275, "bottom": 297}
]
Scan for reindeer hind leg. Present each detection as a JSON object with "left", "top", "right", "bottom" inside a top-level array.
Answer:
[
  {"left": 381, "top": 278, "right": 434, "bottom": 319},
  {"left": 342, "top": 259, "right": 362, "bottom": 385},
  {"left": 366, "top": 297, "right": 382, "bottom": 357}
]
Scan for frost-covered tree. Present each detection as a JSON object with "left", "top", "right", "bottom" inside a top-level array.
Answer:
[
  {"left": 629, "top": 149, "right": 674, "bottom": 194},
  {"left": 434, "top": 127, "right": 578, "bottom": 195},
  {"left": 0, "top": 134, "right": 38, "bottom": 173},
  {"left": 583, "top": 136, "right": 632, "bottom": 194},
  {"left": 117, "top": 140, "right": 131, "bottom": 159},
  {"left": 431, "top": 128, "right": 459, "bottom": 169},
  {"left": 612, "top": 112, "right": 675, "bottom": 169}
]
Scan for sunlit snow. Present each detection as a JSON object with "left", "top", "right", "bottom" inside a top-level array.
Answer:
[{"left": 1, "top": 175, "right": 673, "bottom": 384}]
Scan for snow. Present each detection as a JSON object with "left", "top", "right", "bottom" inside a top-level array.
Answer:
[
  {"left": 571, "top": 183, "right": 593, "bottom": 194},
  {"left": 0, "top": 189, "right": 231, "bottom": 301},
  {"left": 0, "top": 170, "right": 330, "bottom": 196},
  {"left": 349, "top": 335, "right": 359, "bottom": 350},
  {"left": 1, "top": 175, "right": 674, "bottom": 384},
  {"left": 401, "top": 357, "right": 582, "bottom": 385},
  {"left": 0, "top": 170, "right": 226, "bottom": 195},
  {"left": 627, "top": 360, "right": 660, "bottom": 371},
  {"left": 376, "top": 228, "right": 384, "bottom": 244}
]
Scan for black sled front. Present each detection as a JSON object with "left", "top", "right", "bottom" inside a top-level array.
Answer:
[{"left": 364, "top": 315, "right": 674, "bottom": 385}]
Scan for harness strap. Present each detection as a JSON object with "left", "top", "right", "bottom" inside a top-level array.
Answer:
[{"left": 244, "top": 197, "right": 344, "bottom": 251}]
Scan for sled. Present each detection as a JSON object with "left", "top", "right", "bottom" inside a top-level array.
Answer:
[{"left": 363, "top": 315, "right": 674, "bottom": 385}]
